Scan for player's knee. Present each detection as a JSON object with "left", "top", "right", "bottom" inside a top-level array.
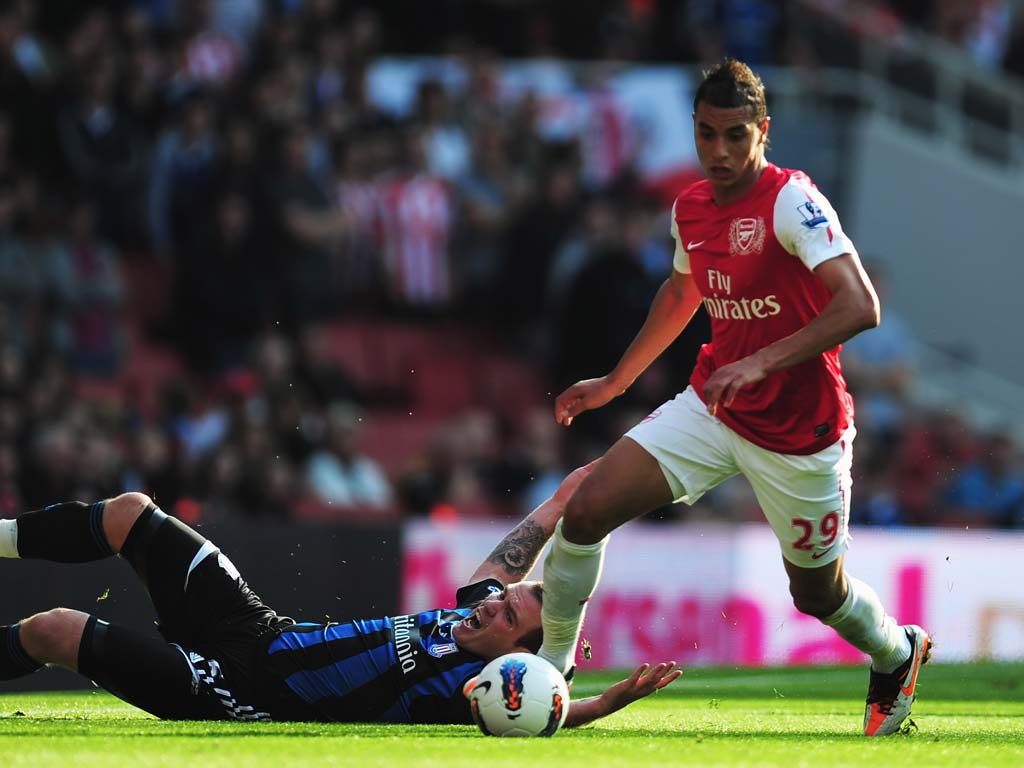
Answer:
[
  {"left": 103, "top": 492, "right": 154, "bottom": 553},
  {"left": 20, "top": 608, "right": 87, "bottom": 666},
  {"left": 789, "top": 585, "right": 843, "bottom": 619},
  {"left": 561, "top": 484, "right": 614, "bottom": 544}
]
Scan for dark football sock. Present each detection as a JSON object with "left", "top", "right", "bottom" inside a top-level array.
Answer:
[
  {"left": 15, "top": 501, "right": 115, "bottom": 562},
  {"left": 78, "top": 616, "right": 199, "bottom": 720},
  {"left": 0, "top": 624, "right": 43, "bottom": 679}
]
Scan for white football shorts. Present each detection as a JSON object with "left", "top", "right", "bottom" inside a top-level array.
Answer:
[{"left": 626, "top": 386, "right": 854, "bottom": 568}]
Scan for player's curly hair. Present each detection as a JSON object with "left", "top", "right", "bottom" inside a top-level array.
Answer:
[{"left": 693, "top": 58, "right": 768, "bottom": 124}]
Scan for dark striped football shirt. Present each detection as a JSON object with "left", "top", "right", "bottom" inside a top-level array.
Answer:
[{"left": 265, "top": 579, "right": 502, "bottom": 723}]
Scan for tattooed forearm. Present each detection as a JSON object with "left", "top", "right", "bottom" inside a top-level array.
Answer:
[{"left": 483, "top": 519, "right": 550, "bottom": 580}]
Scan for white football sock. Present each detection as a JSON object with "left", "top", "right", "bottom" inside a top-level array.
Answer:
[
  {"left": 822, "top": 575, "right": 911, "bottom": 673},
  {"left": 538, "top": 520, "right": 608, "bottom": 676},
  {"left": 0, "top": 518, "right": 18, "bottom": 558}
]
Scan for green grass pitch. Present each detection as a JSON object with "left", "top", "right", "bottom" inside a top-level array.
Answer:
[{"left": 1, "top": 663, "right": 1021, "bottom": 767}]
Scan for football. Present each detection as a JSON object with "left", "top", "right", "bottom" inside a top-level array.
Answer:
[{"left": 464, "top": 653, "right": 569, "bottom": 737}]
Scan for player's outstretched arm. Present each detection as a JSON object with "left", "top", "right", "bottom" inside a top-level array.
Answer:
[
  {"left": 467, "top": 462, "right": 597, "bottom": 586},
  {"left": 564, "top": 662, "right": 682, "bottom": 728}
]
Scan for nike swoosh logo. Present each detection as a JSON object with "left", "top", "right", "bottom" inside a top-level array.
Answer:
[
  {"left": 686, "top": 240, "right": 706, "bottom": 250},
  {"left": 810, "top": 546, "right": 834, "bottom": 560},
  {"left": 900, "top": 637, "right": 928, "bottom": 696}
]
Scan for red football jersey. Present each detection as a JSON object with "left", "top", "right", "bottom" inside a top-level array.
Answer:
[{"left": 670, "top": 163, "right": 857, "bottom": 455}]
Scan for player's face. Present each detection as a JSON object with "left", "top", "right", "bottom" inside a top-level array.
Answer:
[
  {"left": 452, "top": 581, "right": 543, "bottom": 661},
  {"left": 693, "top": 102, "right": 769, "bottom": 202}
]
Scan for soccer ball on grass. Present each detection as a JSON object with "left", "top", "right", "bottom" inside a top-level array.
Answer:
[{"left": 464, "top": 652, "right": 569, "bottom": 737}]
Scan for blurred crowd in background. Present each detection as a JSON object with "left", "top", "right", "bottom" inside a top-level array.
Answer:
[{"left": 0, "top": 0, "right": 1022, "bottom": 530}]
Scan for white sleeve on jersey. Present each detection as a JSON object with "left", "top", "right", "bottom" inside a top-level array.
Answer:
[
  {"left": 670, "top": 199, "right": 691, "bottom": 273},
  {"left": 773, "top": 178, "right": 857, "bottom": 271}
]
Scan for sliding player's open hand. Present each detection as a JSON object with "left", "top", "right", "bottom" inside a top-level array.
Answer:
[
  {"left": 564, "top": 662, "right": 682, "bottom": 727},
  {"left": 598, "top": 662, "right": 682, "bottom": 714}
]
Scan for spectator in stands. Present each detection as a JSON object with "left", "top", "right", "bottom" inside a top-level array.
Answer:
[
  {"left": 499, "top": 153, "right": 581, "bottom": 347},
  {"left": 120, "top": 6, "right": 167, "bottom": 131},
  {"left": 215, "top": 116, "right": 261, "bottom": 193},
  {"left": 53, "top": 196, "right": 126, "bottom": 374},
  {"left": 415, "top": 79, "right": 471, "bottom": 180},
  {"left": 685, "top": 0, "right": 785, "bottom": 66},
  {"left": 177, "top": 0, "right": 246, "bottom": 89},
  {"left": 849, "top": 434, "right": 906, "bottom": 527},
  {"left": 331, "top": 132, "right": 386, "bottom": 311},
  {"left": 197, "top": 444, "right": 244, "bottom": 521},
  {"left": 57, "top": 54, "right": 146, "bottom": 247},
  {"left": 270, "top": 123, "right": 344, "bottom": 329},
  {"left": 306, "top": 402, "right": 393, "bottom": 512},
  {"left": 149, "top": 90, "right": 220, "bottom": 259},
  {"left": 896, "top": 409, "right": 976, "bottom": 526},
  {"left": 22, "top": 422, "right": 77, "bottom": 509},
  {"left": 119, "top": 425, "right": 180, "bottom": 513},
  {"left": 840, "top": 263, "right": 917, "bottom": 447},
  {"left": 20, "top": 189, "right": 80, "bottom": 355},
  {"left": 941, "top": 431, "right": 1024, "bottom": 528},
  {"left": 212, "top": 0, "right": 266, "bottom": 46},
  {"left": 933, "top": 0, "right": 1014, "bottom": 69},
  {"left": 396, "top": 411, "right": 507, "bottom": 520},
  {"left": 545, "top": 195, "right": 618, "bottom": 322},
  {"left": 517, "top": 406, "right": 571, "bottom": 514},
  {"left": 5, "top": 0, "right": 53, "bottom": 87},
  {"left": 234, "top": 418, "right": 292, "bottom": 520},
  {"left": 966, "top": 0, "right": 1014, "bottom": 69},
  {"left": 376, "top": 126, "right": 456, "bottom": 311},
  {"left": 0, "top": 174, "right": 37, "bottom": 353},
  {"left": 310, "top": 25, "right": 347, "bottom": 113},
  {"left": 72, "top": 432, "right": 121, "bottom": 502},
  {"left": 175, "top": 189, "right": 272, "bottom": 374},
  {"left": 0, "top": 4, "right": 58, "bottom": 178},
  {"left": 261, "top": 453, "right": 300, "bottom": 519},
  {"left": 453, "top": 117, "right": 524, "bottom": 323},
  {"left": 167, "top": 378, "right": 231, "bottom": 466},
  {"left": 549, "top": 203, "right": 660, "bottom": 447}
]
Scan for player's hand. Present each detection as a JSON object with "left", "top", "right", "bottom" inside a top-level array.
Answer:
[
  {"left": 701, "top": 356, "right": 767, "bottom": 415},
  {"left": 554, "top": 377, "right": 624, "bottom": 426},
  {"left": 597, "top": 662, "right": 682, "bottom": 715}
]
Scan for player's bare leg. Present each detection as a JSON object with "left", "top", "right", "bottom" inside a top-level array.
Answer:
[
  {"left": 15, "top": 608, "right": 89, "bottom": 670},
  {"left": 784, "top": 556, "right": 929, "bottom": 735},
  {"left": 539, "top": 438, "right": 673, "bottom": 676}
]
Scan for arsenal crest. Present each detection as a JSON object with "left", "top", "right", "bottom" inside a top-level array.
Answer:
[{"left": 728, "top": 217, "right": 766, "bottom": 256}]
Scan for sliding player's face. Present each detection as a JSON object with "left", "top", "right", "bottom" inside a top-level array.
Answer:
[
  {"left": 453, "top": 581, "right": 543, "bottom": 660},
  {"left": 693, "top": 102, "right": 769, "bottom": 196}
]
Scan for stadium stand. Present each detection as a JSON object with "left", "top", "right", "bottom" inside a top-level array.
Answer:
[{"left": 0, "top": 0, "right": 1021, "bottom": 527}]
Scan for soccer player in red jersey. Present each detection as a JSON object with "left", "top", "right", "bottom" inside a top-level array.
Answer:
[{"left": 538, "top": 59, "right": 929, "bottom": 736}]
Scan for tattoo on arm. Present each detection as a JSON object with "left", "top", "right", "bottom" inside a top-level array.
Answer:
[{"left": 483, "top": 519, "right": 549, "bottom": 580}]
